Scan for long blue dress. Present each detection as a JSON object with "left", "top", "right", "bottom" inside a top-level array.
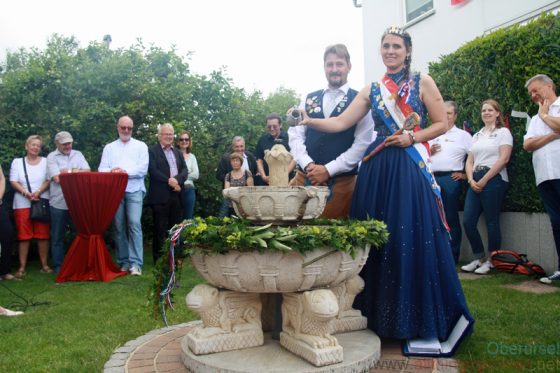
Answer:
[{"left": 352, "top": 71, "right": 474, "bottom": 345}]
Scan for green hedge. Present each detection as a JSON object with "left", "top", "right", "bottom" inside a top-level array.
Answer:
[{"left": 429, "top": 13, "right": 560, "bottom": 212}]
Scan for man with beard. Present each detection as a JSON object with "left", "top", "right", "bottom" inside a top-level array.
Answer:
[
  {"left": 99, "top": 116, "right": 149, "bottom": 276},
  {"left": 289, "top": 44, "right": 375, "bottom": 218},
  {"left": 524, "top": 74, "right": 560, "bottom": 284}
]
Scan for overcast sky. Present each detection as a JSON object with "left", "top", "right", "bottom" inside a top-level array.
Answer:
[{"left": 0, "top": 0, "right": 367, "bottom": 97}]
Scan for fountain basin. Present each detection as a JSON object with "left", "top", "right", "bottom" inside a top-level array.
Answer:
[
  {"left": 190, "top": 245, "right": 370, "bottom": 293},
  {"left": 222, "top": 186, "right": 330, "bottom": 224}
]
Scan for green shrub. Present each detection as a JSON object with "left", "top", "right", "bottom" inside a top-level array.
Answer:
[
  {"left": 0, "top": 35, "right": 299, "bottom": 218},
  {"left": 429, "top": 13, "right": 560, "bottom": 212}
]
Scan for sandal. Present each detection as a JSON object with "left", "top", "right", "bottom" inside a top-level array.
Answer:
[
  {"left": 1, "top": 273, "right": 16, "bottom": 281},
  {"left": 14, "top": 269, "right": 26, "bottom": 279},
  {"left": 40, "top": 267, "right": 54, "bottom": 274}
]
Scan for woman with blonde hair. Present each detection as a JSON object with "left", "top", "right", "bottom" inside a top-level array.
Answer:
[{"left": 9, "top": 135, "right": 51, "bottom": 278}]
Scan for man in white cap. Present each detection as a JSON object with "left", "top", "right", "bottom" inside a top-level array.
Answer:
[{"left": 46, "top": 131, "right": 90, "bottom": 273}]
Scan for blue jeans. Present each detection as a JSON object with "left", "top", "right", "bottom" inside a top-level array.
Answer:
[
  {"left": 463, "top": 170, "right": 508, "bottom": 259},
  {"left": 537, "top": 179, "right": 560, "bottom": 270},
  {"left": 50, "top": 206, "right": 74, "bottom": 273},
  {"left": 113, "top": 191, "right": 144, "bottom": 269},
  {"left": 218, "top": 198, "right": 233, "bottom": 218},
  {"left": 181, "top": 187, "right": 196, "bottom": 219},
  {"left": 435, "top": 174, "right": 463, "bottom": 263}
]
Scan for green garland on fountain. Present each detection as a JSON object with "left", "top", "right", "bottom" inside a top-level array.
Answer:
[
  {"left": 150, "top": 216, "right": 388, "bottom": 322},
  {"left": 182, "top": 216, "right": 388, "bottom": 255}
]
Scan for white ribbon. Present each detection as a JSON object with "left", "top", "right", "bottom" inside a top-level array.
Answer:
[{"left": 511, "top": 110, "right": 532, "bottom": 131}]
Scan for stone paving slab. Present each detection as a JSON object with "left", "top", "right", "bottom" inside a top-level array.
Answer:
[
  {"left": 104, "top": 321, "right": 458, "bottom": 373},
  {"left": 502, "top": 280, "right": 560, "bottom": 294}
]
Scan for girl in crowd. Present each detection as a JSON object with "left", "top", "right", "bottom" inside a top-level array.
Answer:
[
  {"left": 461, "top": 99, "right": 513, "bottom": 274},
  {"left": 177, "top": 131, "right": 199, "bottom": 219},
  {"left": 299, "top": 26, "right": 473, "bottom": 354},
  {"left": 224, "top": 152, "right": 254, "bottom": 189},
  {"left": 9, "top": 135, "right": 51, "bottom": 278},
  {"left": 220, "top": 152, "right": 254, "bottom": 217}
]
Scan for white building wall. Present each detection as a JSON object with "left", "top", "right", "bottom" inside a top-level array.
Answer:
[{"left": 360, "top": 0, "right": 560, "bottom": 83}]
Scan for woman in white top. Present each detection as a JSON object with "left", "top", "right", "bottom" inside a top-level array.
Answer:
[
  {"left": 176, "top": 131, "right": 199, "bottom": 219},
  {"left": 9, "top": 135, "right": 51, "bottom": 278},
  {"left": 461, "top": 99, "right": 513, "bottom": 275}
]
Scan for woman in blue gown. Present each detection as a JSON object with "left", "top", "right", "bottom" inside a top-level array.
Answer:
[{"left": 299, "top": 26, "right": 473, "bottom": 354}]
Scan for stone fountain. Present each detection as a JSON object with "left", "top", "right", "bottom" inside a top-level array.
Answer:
[{"left": 182, "top": 144, "right": 381, "bottom": 372}]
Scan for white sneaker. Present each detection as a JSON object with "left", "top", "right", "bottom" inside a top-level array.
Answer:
[
  {"left": 474, "top": 260, "right": 493, "bottom": 275},
  {"left": 0, "top": 308, "right": 24, "bottom": 317},
  {"left": 130, "top": 267, "right": 142, "bottom": 276},
  {"left": 461, "top": 259, "right": 482, "bottom": 272},
  {"left": 540, "top": 270, "right": 560, "bottom": 284}
]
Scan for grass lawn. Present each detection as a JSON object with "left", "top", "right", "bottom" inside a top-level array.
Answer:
[
  {"left": 455, "top": 272, "right": 560, "bottom": 372},
  {"left": 1, "top": 258, "right": 559, "bottom": 372}
]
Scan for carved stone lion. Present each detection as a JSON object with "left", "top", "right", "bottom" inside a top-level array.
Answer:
[
  {"left": 331, "top": 275, "right": 365, "bottom": 319},
  {"left": 186, "top": 283, "right": 262, "bottom": 339},
  {"left": 329, "top": 275, "right": 368, "bottom": 334},
  {"left": 281, "top": 289, "right": 339, "bottom": 349}
]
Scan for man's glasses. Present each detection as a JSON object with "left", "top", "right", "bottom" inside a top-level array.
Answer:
[
  {"left": 119, "top": 126, "right": 133, "bottom": 131},
  {"left": 179, "top": 138, "right": 190, "bottom": 142}
]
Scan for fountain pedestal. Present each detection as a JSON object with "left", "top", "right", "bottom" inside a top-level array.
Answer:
[{"left": 182, "top": 145, "right": 381, "bottom": 371}]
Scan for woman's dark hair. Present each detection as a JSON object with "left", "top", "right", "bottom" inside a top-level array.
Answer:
[{"left": 381, "top": 25, "right": 413, "bottom": 79}]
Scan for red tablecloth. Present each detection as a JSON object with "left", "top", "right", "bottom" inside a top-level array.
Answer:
[{"left": 56, "top": 172, "right": 128, "bottom": 283}]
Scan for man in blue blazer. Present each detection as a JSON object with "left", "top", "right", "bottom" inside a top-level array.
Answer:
[{"left": 146, "top": 123, "right": 189, "bottom": 263}]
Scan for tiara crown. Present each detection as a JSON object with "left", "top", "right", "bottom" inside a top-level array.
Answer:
[{"left": 385, "top": 25, "right": 406, "bottom": 36}]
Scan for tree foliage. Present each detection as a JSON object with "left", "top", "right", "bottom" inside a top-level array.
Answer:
[
  {"left": 429, "top": 13, "right": 560, "bottom": 212},
  {"left": 0, "top": 34, "right": 299, "bottom": 215}
]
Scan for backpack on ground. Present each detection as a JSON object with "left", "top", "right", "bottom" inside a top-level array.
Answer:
[{"left": 490, "top": 250, "right": 546, "bottom": 277}]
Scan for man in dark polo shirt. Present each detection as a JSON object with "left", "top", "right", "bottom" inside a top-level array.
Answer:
[{"left": 254, "top": 113, "right": 296, "bottom": 185}]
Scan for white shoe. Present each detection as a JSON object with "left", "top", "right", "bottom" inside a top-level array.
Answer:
[
  {"left": 540, "top": 270, "right": 560, "bottom": 284},
  {"left": 130, "top": 267, "right": 142, "bottom": 276},
  {"left": 474, "top": 260, "right": 493, "bottom": 275},
  {"left": 461, "top": 259, "right": 482, "bottom": 272},
  {"left": 0, "top": 308, "right": 24, "bottom": 317}
]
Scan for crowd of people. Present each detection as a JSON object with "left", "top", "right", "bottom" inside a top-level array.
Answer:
[{"left": 0, "top": 28, "right": 557, "bottom": 357}]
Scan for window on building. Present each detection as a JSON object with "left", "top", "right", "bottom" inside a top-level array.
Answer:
[{"left": 405, "top": 0, "right": 433, "bottom": 23}]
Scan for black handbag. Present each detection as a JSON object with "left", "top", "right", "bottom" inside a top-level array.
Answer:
[{"left": 22, "top": 158, "right": 50, "bottom": 222}]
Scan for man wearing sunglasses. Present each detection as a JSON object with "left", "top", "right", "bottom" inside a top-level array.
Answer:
[
  {"left": 254, "top": 113, "right": 296, "bottom": 185},
  {"left": 99, "top": 116, "right": 149, "bottom": 276}
]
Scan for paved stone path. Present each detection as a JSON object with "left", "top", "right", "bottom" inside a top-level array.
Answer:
[
  {"left": 104, "top": 321, "right": 458, "bottom": 373},
  {"left": 104, "top": 275, "right": 559, "bottom": 372}
]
